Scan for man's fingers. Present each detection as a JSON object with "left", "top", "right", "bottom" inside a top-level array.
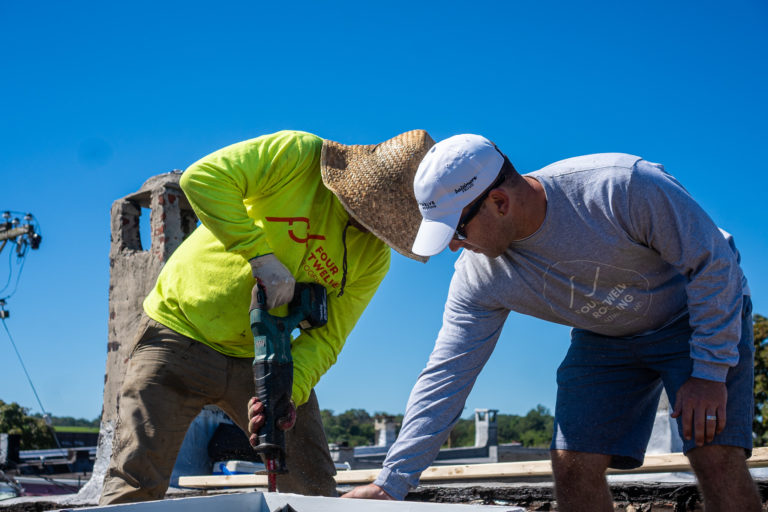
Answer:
[
  {"left": 672, "top": 377, "right": 728, "bottom": 446},
  {"left": 679, "top": 403, "right": 693, "bottom": 441},
  {"left": 706, "top": 409, "right": 726, "bottom": 437},
  {"left": 248, "top": 398, "right": 266, "bottom": 433},
  {"left": 277, "top": 407, "right": 297, "bottom": 430},
  {"left": 672, "top": 389, "right": 689, "bottom": 439},
  {"left": 248, "top": 400, "right": 265, "bottom": 445},
  {"left": 248, "top": 398, "right": 265, "bottom": 416},
  {"left": 249, "top": 414, "right": 265, "bottom": 433},
  {"left": 716, "top": 407, "right": 727, "bottom": 434},
  {"left": 692, "top": 407, "right": 705, "bottom": 446},
  {"left": 340, "top": 484, "right": 394, "bottom": 500},
  {"left": 705, "top": 412, "right": 716, "bottom": 437}
]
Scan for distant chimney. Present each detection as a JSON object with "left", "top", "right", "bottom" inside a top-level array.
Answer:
[
  {"left": 374, "top": 415, "right": 398, "bottom": 447},
  {"left": 474, "top": 409, "right": 498, "bottom": 447}
]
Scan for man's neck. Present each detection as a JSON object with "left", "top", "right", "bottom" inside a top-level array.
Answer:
[
  {"left": 347, "top": 215, "right": 369, "bottom": 233},
  {"left": 513, "top": 176, "right": 547, "bottom": 240}
]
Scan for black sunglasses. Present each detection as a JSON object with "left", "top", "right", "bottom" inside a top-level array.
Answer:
[{"left": 454, "top": 173, "right": 506, "bottom": 240}]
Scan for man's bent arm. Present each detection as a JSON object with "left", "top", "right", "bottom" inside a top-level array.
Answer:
[
  {"left": 625, "top": 161, "right": 746, "bottom": 381},
  {"left": 180, "top": 130, "right": 322, "bottom": 260},
  {"left": 373, "top": 268, "right": 509, "bottom": 499}
]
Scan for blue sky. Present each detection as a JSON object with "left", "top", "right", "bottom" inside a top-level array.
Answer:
[{"left": 1, "top": 1, "right": 766, "bottom": 422}]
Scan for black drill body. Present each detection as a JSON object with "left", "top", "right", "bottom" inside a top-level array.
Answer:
[{"left": 250, "top": 282, "right": 327, "bottom": 484}]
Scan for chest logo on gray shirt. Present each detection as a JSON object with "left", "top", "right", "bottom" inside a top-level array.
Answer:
[{"left": 543, "top": 260, "right": 651, "bottom": 329}]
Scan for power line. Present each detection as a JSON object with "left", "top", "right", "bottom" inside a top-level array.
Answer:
[
  {"left": 0, "top": 248, "right": 16, "bottom": 294},
  {"left": 0, "top": 250, "right": 27, "bottom": 298},
  {"left": 1, "top": 312, "right": 62, "bottom": 449},
  {"left": 0, "top": 210, "right": 58, "bottom": 447}
]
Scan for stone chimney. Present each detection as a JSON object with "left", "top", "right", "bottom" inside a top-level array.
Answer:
[
  {"left": 102, "top": 171, "right": 197, "bottom": 426},
  {"left": 67, "top": 172, "right": 197, "bottom": 504}
]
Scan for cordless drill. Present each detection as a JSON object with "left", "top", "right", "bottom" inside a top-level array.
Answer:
[{"left": 250, "top": 282, "right": 328, "bottom": 492}]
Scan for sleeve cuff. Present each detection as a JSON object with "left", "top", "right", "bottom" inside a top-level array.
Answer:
[
  {"left": 373, "top": 467, "right": 412, "bottom": 501},
  {"left": 242, "top": 242, "right": 273, "bottom": 262},
  {"left": 691, "top": 360, "right": 730, "bottom": 382}
]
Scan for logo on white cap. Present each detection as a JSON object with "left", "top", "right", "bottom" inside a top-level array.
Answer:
[{"left": 411, "top": 134, "right": 504, "bottom": 256}]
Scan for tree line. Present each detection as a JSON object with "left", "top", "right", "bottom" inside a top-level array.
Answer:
[
  {"left": 0, "top": 401, "right": 101, "bottom": 449},
  {"left": 319, "top": 406, "right": 555, "bottom": 449},
  {"left": 3, "top": 313, "right": 768, "bottom": 450},
  {"left": 752, "top": 314, "right": 768, "bottom": 444},
  {"left": 0, "top": 399, "right": 554, "bottom": 451}
]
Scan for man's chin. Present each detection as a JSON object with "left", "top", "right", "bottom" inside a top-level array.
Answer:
[{"left": 465, "top": 247, "right": 502, "bottom": 258}]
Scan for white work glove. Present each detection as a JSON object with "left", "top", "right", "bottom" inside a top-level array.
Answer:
[{"left": 249, "top": 254, "right": 296, "bottom": 310}]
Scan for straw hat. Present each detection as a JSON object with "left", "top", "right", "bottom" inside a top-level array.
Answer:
[{"left": 321, "top": 129, "right": 435, "bottom": 262}]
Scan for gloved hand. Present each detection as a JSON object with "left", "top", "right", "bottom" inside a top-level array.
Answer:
[
  {"left": 249, "top": 254, "right": 295, "bottom": 310},
  {"left": 247, "top": 396, "right": 297, "bottom": 448}
]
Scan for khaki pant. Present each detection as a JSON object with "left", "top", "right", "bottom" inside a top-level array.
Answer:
[{"left": 100, "top": 316, "right": 337, "bottom": 505}]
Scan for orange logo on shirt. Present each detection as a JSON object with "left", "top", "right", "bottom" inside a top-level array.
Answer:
[{"left": 266, "top": 217, "right": 326, "bottom": 244}]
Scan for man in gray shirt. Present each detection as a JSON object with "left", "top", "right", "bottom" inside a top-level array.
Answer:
[{"left": 343, "top": 135, "right": 759, "bottom": 511}]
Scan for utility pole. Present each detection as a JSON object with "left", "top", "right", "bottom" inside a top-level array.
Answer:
[
  {"left": 0, "top": 211, "right": 43, "bottom": 316},
  {"left": 0, "top": 211, "right": 42, "bottom": 252}
]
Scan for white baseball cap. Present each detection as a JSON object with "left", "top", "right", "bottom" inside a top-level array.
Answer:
[{"left": 412, "top": 134, "right": 504, "bottom": 256}]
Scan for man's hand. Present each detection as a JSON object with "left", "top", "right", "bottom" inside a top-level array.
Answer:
[
  {"left": 341, "top": 483, "right": 394, "bottom": 500},
  {"left": 671, "top": 377, "right": 727, "bottom": 447},
  {"left": 247, "top": 396, "right": 297, "bottom": 448},
  {"left": 249, "top": 254, "right": 295, "bottom": 310}
]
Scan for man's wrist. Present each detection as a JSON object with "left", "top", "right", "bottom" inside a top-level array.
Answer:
[
  {"left": 691, "top": 361, "right": 729, "bottom": 383},
  {"left": 374, "top": 467, "right": 410, "bottom": 501}
]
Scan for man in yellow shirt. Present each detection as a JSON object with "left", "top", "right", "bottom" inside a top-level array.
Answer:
[{"left": 100, "top": 129, "right": 434, "bottom": 504}]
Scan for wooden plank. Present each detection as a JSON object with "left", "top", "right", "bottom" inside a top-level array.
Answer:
[{"left": 178, "top": 447, "right": 768, "bottom": 489}]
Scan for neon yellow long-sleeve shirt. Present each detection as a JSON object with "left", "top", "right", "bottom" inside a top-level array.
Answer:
[{"left": 143, "top": 130, "right": 390, "bottom": 406}]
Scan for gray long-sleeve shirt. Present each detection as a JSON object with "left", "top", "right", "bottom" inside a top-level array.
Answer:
[{"left": 375, "top": 153, "right": 749, "bottom": 499}]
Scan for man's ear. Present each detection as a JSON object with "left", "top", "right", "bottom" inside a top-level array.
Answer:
[{"left": 488, "top": 188, "right": 510, "bottom": 217}]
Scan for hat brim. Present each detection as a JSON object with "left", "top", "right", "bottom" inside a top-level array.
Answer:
[
  {"left": 411, "top": 212, "right": 461, "bottom": 257},
  {"left": 321, "top": 130, "right": 435, "bottom": 263}
]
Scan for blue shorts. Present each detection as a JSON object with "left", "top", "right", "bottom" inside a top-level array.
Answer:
[{"left": 551, "top": 296, "right": 754, "bottom": 469}]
